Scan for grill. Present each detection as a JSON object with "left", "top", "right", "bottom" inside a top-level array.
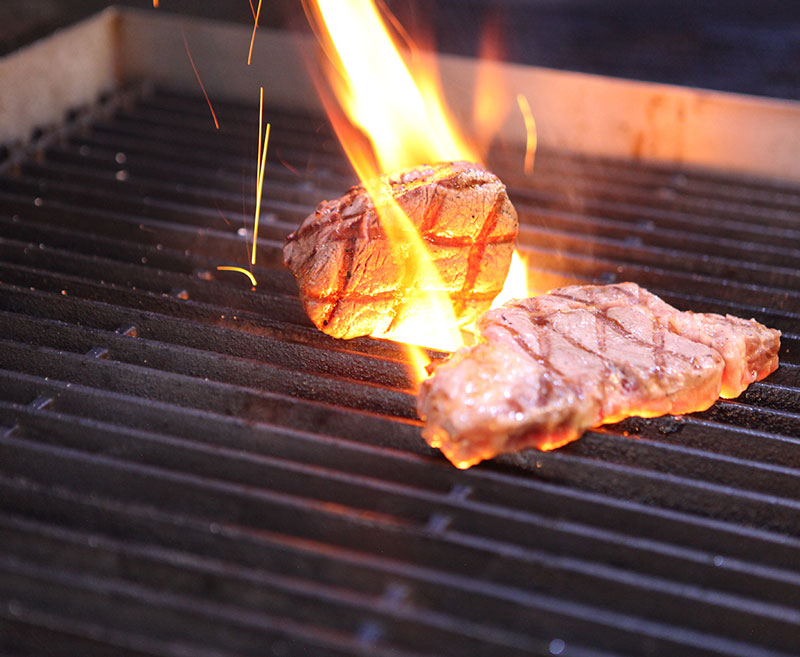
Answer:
[{"left": 2, "top": 10, "right": 800, "bottom": 657}]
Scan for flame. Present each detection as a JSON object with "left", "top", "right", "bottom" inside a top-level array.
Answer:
[
  {"left": 472, "top": 13, "right": 512, "bottom": 156},
  {"left": 491, "top": 250, "right": 529, "bottom": 309},
  {"left": 517, "top": 93, "right": 537, "bottom": 175},
  {"left": 357, "top": 177, "right": 463, "bottom": 354},
  {"left": 305, "top": 0, "right": 536, "bottom": 386},
  {"left": 406, "top": 342, "right": 433, "bottom": 388},
  {"left": 307, "top": 0, "right": 477, "bottom": 173},
  {"left": 306, "top": 0, "right": 469, "bottom": 364}
]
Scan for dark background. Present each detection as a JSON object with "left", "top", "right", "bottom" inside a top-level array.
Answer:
[{"left": 2, "top": 0, "right": 799, "bottom": 100}]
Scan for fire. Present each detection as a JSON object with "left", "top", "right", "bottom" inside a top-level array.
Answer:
[
  {"left": 306, "top": 0, "right": 476, "bottom": 173},
  {"left": 491, "top": 250, "right": 529, "bottom": 308},
  {"left": 356, "top": 178, "right": 463, "bottom": 354},
  {"left": 304, "top": 0, "right": 535, "bottom": 385},
  {"left": 517, "top": 94, "right": 537, "bottom": 175},
  {"left": 472, "top": 13, "right": 512, "bottom": 157}
]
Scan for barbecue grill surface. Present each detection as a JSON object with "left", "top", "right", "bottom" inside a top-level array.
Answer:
[{"left": 1, "top": 87, "right": 799, "bottom": 657}]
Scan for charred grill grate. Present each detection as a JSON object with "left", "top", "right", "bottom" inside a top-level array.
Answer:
[{"left": 0, "top": 87, "right": 799, "bottom": 657}]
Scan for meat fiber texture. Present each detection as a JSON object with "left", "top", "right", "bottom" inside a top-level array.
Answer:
[
  {"left": 417, "top": 283, "right": 781, "bottom": 468},
  {"left": 283, "top": 161, "right": 518, "bottom": 339}
]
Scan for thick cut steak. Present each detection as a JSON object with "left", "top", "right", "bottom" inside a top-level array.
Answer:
[
  {"left": 417, "top": 283, "right": 781, "bottom": 468},
  {"left": 283, "top": 161, "right": 517, "bottom": 339}
]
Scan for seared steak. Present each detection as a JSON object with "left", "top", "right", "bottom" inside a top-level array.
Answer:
[
  {"left": 417, "top": 283, "right": 781, "bottom": 468},
  {"left": 283, "top": 161, "right": 517, "bottom": 339}
]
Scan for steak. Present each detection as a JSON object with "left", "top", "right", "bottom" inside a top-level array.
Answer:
[
  {"left": 283, "top": 161, "right": 518, "bottom": 340},
  {"left": 417, "top": 283, "right": 781, "bottom": 468}
]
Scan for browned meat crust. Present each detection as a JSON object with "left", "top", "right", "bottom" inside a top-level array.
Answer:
[
  {"left": 283, "top": 161, "right": 518, "bottom": 339},
  {"left": 417, "top": 283, "right": 781, "bottom": 468}
]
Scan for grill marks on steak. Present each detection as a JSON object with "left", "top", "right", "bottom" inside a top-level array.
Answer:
[
  {"left": 455, "top": 191, "right": 508, "bottom": 317},
  {"left": 417, "top": 283, "right": 781, "bottom": 468},
  {"left": 283, "top": 161, "right": 518, "bottom": 339}
]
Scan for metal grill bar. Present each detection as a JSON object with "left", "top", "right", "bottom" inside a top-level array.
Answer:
[{"left": 1, "top": 86, "right": 799, "bottom": 657}]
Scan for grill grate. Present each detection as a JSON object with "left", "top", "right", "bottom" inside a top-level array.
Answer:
[{"left": 1, "top": 87, "right": 799, "bottom": 657}]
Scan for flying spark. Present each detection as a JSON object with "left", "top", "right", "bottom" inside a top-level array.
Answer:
[
  {"left": 252, "top": 87, "right": 271, "bottom": 265},
  {"left": 248, "top": 0, "right": 264, "bottom": 65},
  {"left": 216, "top": 266, "right": 257, "bottom": 287},
  {"left": 182, "top": 28, "right": 219, "bottom": 129}
]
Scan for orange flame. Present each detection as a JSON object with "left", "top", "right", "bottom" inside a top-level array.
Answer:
[
  {"left": 305, "top": 0, "right": 534, "bottom": 385},
  {"left": 472, "top": 12, "right": 512, "bottom": 156},
  {"left": 491, "top": 250, "right": 529, "bottom": 309},
  {"left": 517, "top": 93, "right": 537, "bottom": 175},
  {"left": 307, "top": 0, "right": 477, "bottom": 172}
]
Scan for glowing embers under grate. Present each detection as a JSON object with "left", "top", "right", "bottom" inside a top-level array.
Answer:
[{"left": 0, "top": 88, "right": 799, "bottom": 657}]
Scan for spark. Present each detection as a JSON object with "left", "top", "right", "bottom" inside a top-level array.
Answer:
[
  {"left": 277, "top": 151, "right": 299, "bottom": 176},
  {"left": 214, "top": 203, "right": 232, "bottom": 226},
  {"left": 182, "top": 28, "right": 219, "bottom": 129},
  {"left": 153, "top": 0, "right": 159, "bottom": 7},
  {"left": 248, "top": 0, "right": 264, "bottom": 66},
  {"left": 251, "top": 123, "right": 271, "bottom": 264},
  {"left": 216, "top": 266, "right": 257, "bottom": 287},
  {"left": 248, "top": 0, "right": 256, "bottom": 20},
  {"left": 252, "top": 87, "right": 271, "bottom": 265},
  {"left": 257, "top": 87, "right": 263, "bottom": 182},
  {"left": 517, "top": 93, "right": 537, "bottom": 175},
  {"left": 241, "top": 178, "right": 250, "bottom": 258}
]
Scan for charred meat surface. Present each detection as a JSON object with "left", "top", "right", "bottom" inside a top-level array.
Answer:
[
  {"left": 417, "top": 283, "right": 781, "bottom": 468},
  {"left": 283, "top": 161, "right": 518, "bottom": 339}
]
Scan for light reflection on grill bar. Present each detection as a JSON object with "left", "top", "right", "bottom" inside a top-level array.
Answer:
[{"left": 0, "top": 87, "right": 799, "bottom": 656}]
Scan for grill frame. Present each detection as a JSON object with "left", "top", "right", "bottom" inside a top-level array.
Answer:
[{"left": 1, "top": 10, "right": 800, "bottom": 657}]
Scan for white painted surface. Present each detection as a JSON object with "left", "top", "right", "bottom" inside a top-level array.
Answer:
[{"left": 0, "top": 8, "right": 118, "bottom": 146}]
